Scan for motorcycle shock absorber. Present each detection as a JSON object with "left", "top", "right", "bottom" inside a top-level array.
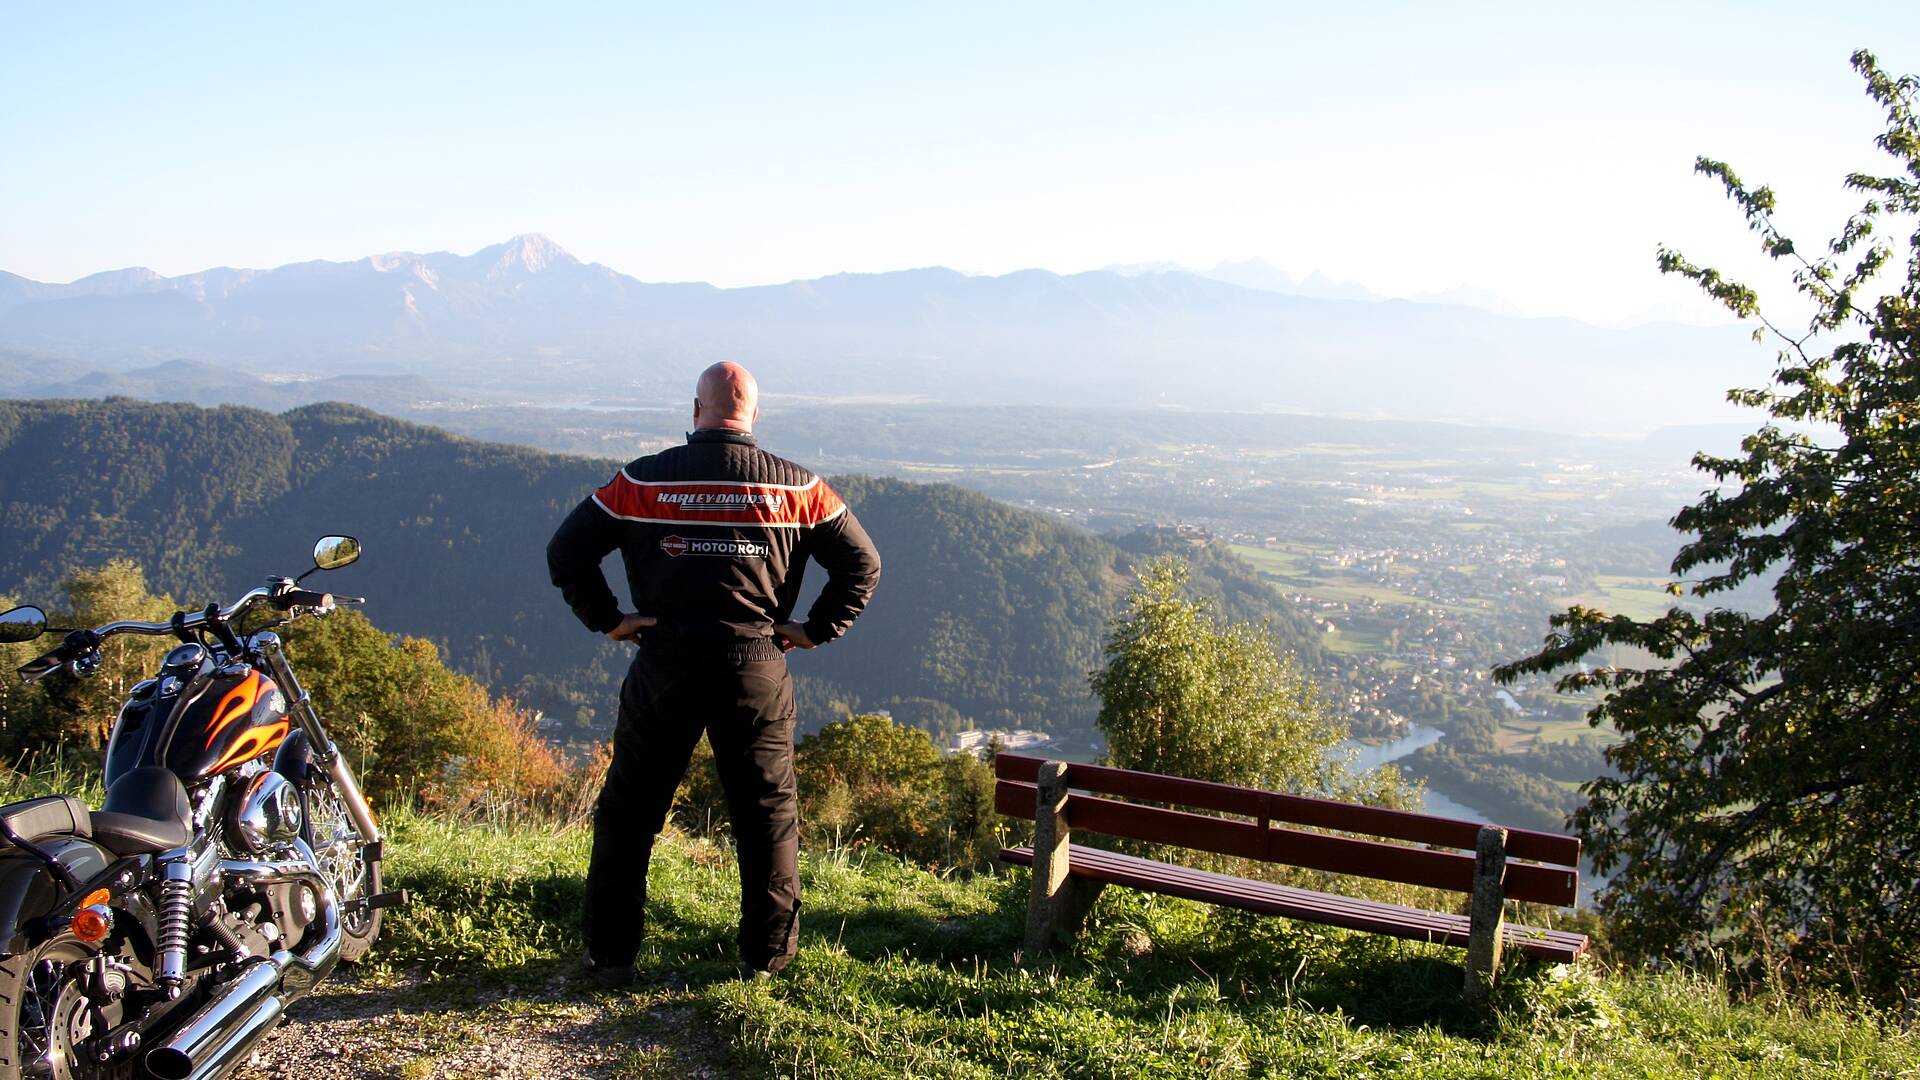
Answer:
[
  {"left": 156, "top": 840, "right": 222, "bottom": 995},
  {"left": 156, "top": 857, "right": 193, "bottom": 994}
]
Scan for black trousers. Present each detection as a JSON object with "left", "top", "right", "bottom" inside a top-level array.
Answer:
[{"left": 582, "top": 644, "right": 800, "bottom": 972}]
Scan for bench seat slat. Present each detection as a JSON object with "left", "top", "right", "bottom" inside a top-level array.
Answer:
[
  {"left": 995, "top": 753, "right": 1580, "bottom": 867},
  {"left": 1002, "top": 844, "right": 1588, "bottom": 964},
  {"left": 1004, "top": 846, "right": 1478, "bottom": 939}
]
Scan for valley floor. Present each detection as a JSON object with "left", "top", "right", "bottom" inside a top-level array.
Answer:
[{"left": 250, "top": 810, "right": 1918, "bottom": 1079}]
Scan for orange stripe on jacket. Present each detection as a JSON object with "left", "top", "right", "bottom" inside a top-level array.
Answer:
[{"left": 591, "top": 474, "right": 847, "bottom": 528}]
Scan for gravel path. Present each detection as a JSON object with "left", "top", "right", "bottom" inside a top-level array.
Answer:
[{"left": 230, "top": 967, "right": 736, "bottom": 1080}]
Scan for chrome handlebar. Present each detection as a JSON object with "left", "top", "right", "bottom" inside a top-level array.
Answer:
[
  {"left": 85, "top": 587, "right": 278, "bottom": 640},
  {"left": 18, "top": 582, "right": 360, "bottom": 682}
]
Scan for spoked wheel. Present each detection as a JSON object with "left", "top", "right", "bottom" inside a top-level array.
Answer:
[
  {"left": 0, "top": 935, "right": 130, "bottom": 1080},
  {"left": 302, "top": 778, "right": 383, "bottom": 963}
]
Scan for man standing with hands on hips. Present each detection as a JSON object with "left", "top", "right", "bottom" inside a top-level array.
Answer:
[{"left": 547, "top": 361, "right": 881, "bottom": 986}]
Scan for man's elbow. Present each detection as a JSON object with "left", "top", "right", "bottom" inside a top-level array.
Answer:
[
  {"left": 546, "top": 529, "right": 586, "bottom": 589},
  {"left": 544, "top": 548, "right": 569, "bottom": 591},
  {"left": 851, "top": 562, "right": 880, "bottom": 606}
]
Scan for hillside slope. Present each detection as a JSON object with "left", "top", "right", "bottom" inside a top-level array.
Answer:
[{"left": 0, "top": 398, "right": 1316, "bottom": 741}]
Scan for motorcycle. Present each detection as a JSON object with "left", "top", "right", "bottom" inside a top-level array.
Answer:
[{"left": 0, "top": 536, "right": 406, "bottom": 1080}]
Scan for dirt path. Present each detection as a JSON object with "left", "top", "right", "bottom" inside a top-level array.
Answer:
[{"left": 230, "top": 966, "right": 736, "bottom": 1080}]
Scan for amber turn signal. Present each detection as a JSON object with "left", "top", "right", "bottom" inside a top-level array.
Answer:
[
  {"left": 71, "top": 904, "right": 113, "bottom": 944},
  {"left": 81, "top": 888, "right": 111, "bottom": 908}
]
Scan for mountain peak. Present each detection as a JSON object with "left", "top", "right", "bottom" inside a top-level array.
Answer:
[
  {"left": 483, "top": 233, "right": 575, "bottom": 275},
  {"left": 69, "top": 267, "right": 166, "bottom": 295}
]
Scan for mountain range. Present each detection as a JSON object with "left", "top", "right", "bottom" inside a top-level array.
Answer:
[
  {"left": 1104, "top": 257, "right": 1530, "bottom": 317},
  {"left": 0, "top": 236, "right": 1764, "bottom": 434}
]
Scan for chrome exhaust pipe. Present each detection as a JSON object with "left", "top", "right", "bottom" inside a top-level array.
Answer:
[
  {"left": 283, "top": 874, "right": 343, "bottom": 992},
  {"left": 221, "top": 838, "right": 327, "bottom": 888},
  {"left": 146, "top": 846, "right": 345, "bottom": 1080},
  {"left": 143, "top": 960, "right": 284, "bottom": 1080}
]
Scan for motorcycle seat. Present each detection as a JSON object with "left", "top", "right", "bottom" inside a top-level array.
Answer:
[
  {"left": 0, "top": 795, "right": 92, "bottom": 845},
  {"left": 94, "top": 768, "right": 193, "bottom": 856}
]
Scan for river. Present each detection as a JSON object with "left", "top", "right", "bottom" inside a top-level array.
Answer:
[
  {"left": 1335, "top": 723, "right": 1491, "bottom": 824},
  {"left": 1340, "top": 722, "right": 1603, "bottom": 903}
]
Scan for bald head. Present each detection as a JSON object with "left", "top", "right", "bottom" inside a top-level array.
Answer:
[{"left": 694, "top": 361, "right": 759, "bottom": 432}]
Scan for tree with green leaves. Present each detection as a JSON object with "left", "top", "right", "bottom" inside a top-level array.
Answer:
[
  {"left": 0, "top": 561, "right": 175, "bottom": 756},
  {"left": 1092, "top": 557, "right": 1395, "bottom": 804},
  {"left": 794, "top": 711, "right": 943, "bottom": 854},
  {"left": 1497, "top": 50, "right": 1920, "bottom": 998},
  {"left": 791, "top": 710, "right": 1001, "bottom": 868}
]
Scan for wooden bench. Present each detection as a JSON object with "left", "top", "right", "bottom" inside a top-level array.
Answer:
[{"left": 994, "top": 754, "right": 1588, "bottom": 999}]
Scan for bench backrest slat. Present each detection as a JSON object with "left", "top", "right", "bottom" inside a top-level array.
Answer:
[
  {"left": 1068, "top": 792, "right": 1574, "bottom": 904},
  {"left": 994, "top": 753, "right": 1579, "bottom": 868},
  {"left": 996, "top": 779, "right": 1579, "bottom": 906}
]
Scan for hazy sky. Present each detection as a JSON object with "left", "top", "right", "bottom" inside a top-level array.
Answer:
[{"left": 3, "top": 3, "right": 1915, "bottom": 324}]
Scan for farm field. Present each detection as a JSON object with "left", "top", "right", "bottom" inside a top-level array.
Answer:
[
  {"left": 1555, "top": 575, "right": 1680, "bottom": 622},
  {"left": 1494, "top": 713, "right": 1614, "bottom": 753},
  {"left": 1229, "top": 544, "right": 1469, "bottom": 612},
  {"left": 1227, "top": 542, "right": 1321, "bottom": 581}
]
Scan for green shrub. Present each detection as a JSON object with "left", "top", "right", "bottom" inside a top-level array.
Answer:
[{"left": 791, "top": 712, "right": 1003, "bottom": 870}]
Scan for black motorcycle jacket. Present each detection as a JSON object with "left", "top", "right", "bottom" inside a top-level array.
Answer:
[{"left": 547, "top": 429, "right": 881, "bottom": 649}]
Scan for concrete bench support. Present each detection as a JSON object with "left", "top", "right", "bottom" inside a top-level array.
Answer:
[
  {"left": 1463, "top": 825, "right": 1509, "bottom": 1002},
  {"left": 1023, "top": 760, "right": 1104, "bottom": 955}
]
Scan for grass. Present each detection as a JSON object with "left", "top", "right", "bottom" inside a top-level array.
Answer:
[
  {"left": 1531, "top": 715, "right": 1615, "bottom": 745},
  {"left": 1229, "top": 544, "right": 1486, "bottom": 619},
  {"left": 1303, "top": 581, "right": 1433, "bottom": 607},
  {"left": 0, "top": 752, "right": 107, "bottom": 805},
  {"left": 1382, "top": 481, "right": 1531, "bottom": 502},
  {"left": 1492, "top": 714, "right": 1609, "bottom": 753},
  {"left": 1227, "top": 543, "right": 1319, "bottom": 580},
  {"left": 375, "top": 810, "right": 598, "bottom": 972},
  {"left": 368, "top": 809, "right": 1919, "bottom": 1079},
  {"left": 1555, "top": 576, "right": 1684, "bottom": 623},
  {"left": 1322, "top": 626, "right": 1390, "bottom": 655}
]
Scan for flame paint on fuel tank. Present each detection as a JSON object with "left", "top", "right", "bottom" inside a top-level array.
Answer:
[
  {"left": 204, "top": 674, "right": 265, "bottom": 749},
  {"left": 209, "top": 720, "right": 290, "bottom": 773},
  {"left": 163, "top": 669, "right": 291, "bottom": 779}
]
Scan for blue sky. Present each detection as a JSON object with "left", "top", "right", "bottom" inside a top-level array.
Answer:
[{"left": 3, "top": 2, "right": 1915, "bottom": 323}]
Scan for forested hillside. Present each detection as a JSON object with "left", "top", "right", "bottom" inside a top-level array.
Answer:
[{"left": 0, "top": 398, "right": 1318, "bottom": 744}]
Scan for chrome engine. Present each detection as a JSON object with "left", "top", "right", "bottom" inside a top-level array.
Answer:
[
  {"left": 145, "top": 838, "right": 343, "bottom": 1080},
  {"left": 230, "top": 771, "right": 303, "bottom": 855}
]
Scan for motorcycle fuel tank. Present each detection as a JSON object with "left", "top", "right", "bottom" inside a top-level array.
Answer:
[{"left": 106, "top": 663, "right": 290, "bottom": 785}]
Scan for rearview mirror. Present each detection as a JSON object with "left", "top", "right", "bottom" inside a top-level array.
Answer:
[
  {"left": 0, "top": 606, "right": 48, "bottom": 645},
  {"left": 312, "top": 536, "right": 362, "bottom": 571}
]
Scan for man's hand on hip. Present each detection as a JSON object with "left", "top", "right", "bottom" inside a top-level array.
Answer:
[
  {"left": 773, "top": 622, "right": 816, "bottom": 650},
  {"left": 606, "top": 613, "right": 657, "bottom": 642}
]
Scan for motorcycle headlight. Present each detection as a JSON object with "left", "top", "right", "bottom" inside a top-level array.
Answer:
[{"left": 233, "top": 771, "right": 304, "bottom": 853}]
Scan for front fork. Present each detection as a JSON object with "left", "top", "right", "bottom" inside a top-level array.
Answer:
[{"left": 250, "top": 632, "right": 382, "bottom": 849}]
